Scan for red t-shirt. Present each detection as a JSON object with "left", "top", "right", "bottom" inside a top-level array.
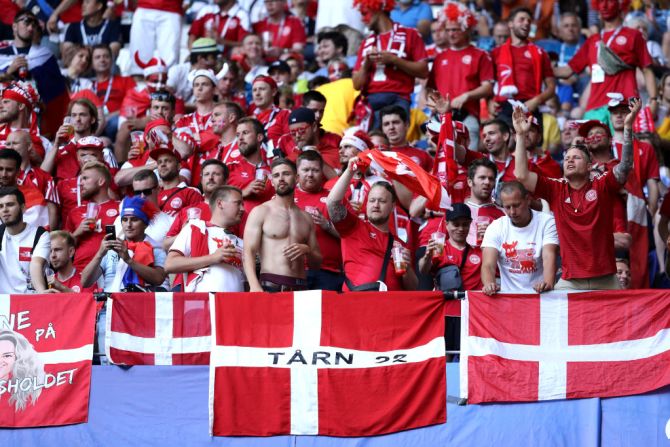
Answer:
[
  {"left": 428, "top": 46, "right": 494, "bottom": 118},
  {"left": 320, "top": 130, "right": 342, "bottom": 149},
  {"left": 252, "top": 15, "right": 306, "bottom": 51},
  {"left": 613, "top": 140, "right": 660, "bottom": 184},
  {"left": 431, "top": 242, "right": 483, "bottom": 291},
  {"left": 59, "top": 270, "right": 96, "bottom": 293},
  {"left": 491, "top": 43, "right": 553, "bottom": 101},
  {"left": 226, "top": 158, "right": 275, "bottom": 233},
  {"left": 279, "top": 137, "right": 341, "bottom": 171},
  {"left": 158, "top": 184, "right": 203, "bottom": 217},
  {"left": 166, "top": 202, "right": 212, "bottom": 238},
  {"left": 190, "top": 12, "right": 248, "bottom": 46},
  {"left": 294, "top": 187, "right": 342, "bottom": 273},
  {"left": 531, "top": 153, "right": 562, "bottom": 179},
  {"left": 137, "top": 0, "right": 182, "bottom": 13},
  {"left": 466, "top": 201, "right": 505, "bottom": 247},
  {"left": 19, "top": 166, "right": 58, "bottom": 204},
  {"left": 65, "top": 200, "right": 121, "bottom": 271},
  {"left": 392, "top": 145, "right": 433, "bottom": 172},
  {"left": 354, "top": 24, "right": 427, "bottom": 100},
  {"left": 252, "top": 106, "right": 290, "bottom": 146},
  {"left": 56, "top": 177, "right": 81, "bottom": 226},
  {"left": 568, "top": 27, "right": 652, "bottom": 111},
  {"left": 93, "top": 76, "right": 136, "bottom": 114},
  {"left": 534, "top": 172, "right": 621, "bottom": 279},
  {"left": 335, "top": 206, "right": 408, "bottom": 291}
]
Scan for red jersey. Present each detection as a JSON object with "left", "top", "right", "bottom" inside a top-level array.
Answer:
[
  {"left": 166, "top": 202, "right": 212, "bottom": 238},
  {"left": 252, "top": 106, "right": 290, "bottom": 146},
  {"left": 252, "top": 15, "right": 306, "bottom": 53},
  {"left": 335, "top": 206, "right": 409, "bottom": 291},
  {"left": 354, "top": 24, "right": 428, "bottom": 100},
  {"left": 56, "top": 176, "right": 82, "bottom": 225},
  {"left": 18, "top": 166, "right": 58, "bottom": 204},
  {"left": 137, "top": 0, "right": 181, "bottom": 13},
  {"left": 174, "top": 111, "right": 213, "bottom": 139},
  {"left": 65, "top": 200, "right": 121, "bottom": 270},
  {"left": 428, "top": 45, "right": 494, "bottom": 118},
  {"left": 613, "top": 140, "right": 660, "bottom": 184},
  {"left": 189, "top": 10, "right": 248, "bottom": 51},
  {"left": 531, "top": 152, "right": 562, "bottom": 179},
  {"left": 534, "top": 172, "right": 622, "bottom": 279},
  {"left": 58, "top": 269, "right": 96, "bottom": 293},
  {"left": 431, "top": 242, "right": 483, "bottom": 291},
  {"left": 92, "top": 76, "right": 136, "bottom": 114},
  {"left": 392, "top": 145, "right": 433, "bottom": 172},
  {"left": 279, "top": 137, "right": 341, "bottom": 171},
  {"left": 320, "top": 130, "right": 341, "bottom": 149},
  {"left": 158, "top": 183, "right": 203, "bottom": 217},
  {"left": 568, "top": 27, "right": 652, "bottom": 111},
  {"left": 226, "top": 157, "right": 275, "bottom": 233},
  {"left": 425, "top": 43, "right": 445, "bottom": 60},
  {"left": 294, "top": 187, "right": 342, "bottom": 273},
  {"left": 491, "top": 43, "right": 553, "bottom": 101},
  {"left": 466, "top": 200, "right": 505, "bottom": 247}
]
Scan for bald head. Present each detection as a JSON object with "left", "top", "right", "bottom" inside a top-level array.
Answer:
[{"left": 5, "top": 130, "right": 31, "bottom": 161}]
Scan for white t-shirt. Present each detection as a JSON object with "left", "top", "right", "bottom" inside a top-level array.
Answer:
[
  {"left": 0, "top": 225, "right": 50, "bottom": 293},
  {"left": 481, "top": 210, "right": 559, "bottom": 293},
  {"left": 169, "top": 222, "right": 245, "bottom": 292}
]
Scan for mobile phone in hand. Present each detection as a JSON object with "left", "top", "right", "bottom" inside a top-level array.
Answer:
[{"left": 105, "top": 225, "right": 116, "bottom": 240}]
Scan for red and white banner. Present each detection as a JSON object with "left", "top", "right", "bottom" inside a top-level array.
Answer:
[
  {"left": 0, "top": 293, "right": 95, "bottom": 427},
  {"left": 105, "top": 292, "right": 211, "bottom": 365},
  {"left": 209, "top": 290, "right": 446, "bottom": 436},
  {"left": 460, "top": 290, "right": 670, "bottom": 403}
]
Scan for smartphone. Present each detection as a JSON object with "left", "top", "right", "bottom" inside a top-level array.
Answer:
[{"left": 105, "top": 225, "right": 116, "bottom": 240}]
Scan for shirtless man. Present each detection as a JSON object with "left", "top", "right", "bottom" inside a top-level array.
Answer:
[{"left": 243, "top": 158, "right": 322, "bottom": 292}]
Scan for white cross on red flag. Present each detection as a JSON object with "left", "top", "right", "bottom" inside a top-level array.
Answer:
[
  {"left": 209, "top": 290, "right": 446, "bottom": 436},
  {"left": 106, "top": 292, "right": 211, "bottom": 365},
  {"left": 460, "top": 291, "right": 670, "bottom": 403},
  {"left": 0, "top": 293, "right": 95, "bottom": 427}
]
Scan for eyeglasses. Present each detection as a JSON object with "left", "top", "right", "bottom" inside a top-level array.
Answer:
[
  {"left": 133, "top": 187, "right": 156, "bottom": 197},
  {"left": 289, "top": 124, "right": 311, "bottom": 137}
]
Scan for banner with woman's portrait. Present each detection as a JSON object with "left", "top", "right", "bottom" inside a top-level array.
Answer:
[{"left": 0, "top": 293, "right": 96, "bottom": 427}]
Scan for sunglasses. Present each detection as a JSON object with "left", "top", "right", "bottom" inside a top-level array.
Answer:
[
  {"left": 133, "top": 187, "right": 156, "bottom": 196},
  {"left": 150, "top": 91, "right": 175, "bottom": 103},
  {"left": 289, "top": 124, "right": 311, "bottom": 137}
]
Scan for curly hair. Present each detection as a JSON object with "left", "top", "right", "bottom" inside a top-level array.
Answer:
[{"left": 0, "top": 330, "right": 45, "bottom": 411}]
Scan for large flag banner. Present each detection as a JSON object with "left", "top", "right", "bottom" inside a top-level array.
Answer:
[
  {"left": 210, "top": 290, "right": 446, "bottom": 437},
  {"left": 460, "top": 290, "right": 670, "bottom": 404},
  {"left": 106, "top": 292, "right": 211, "bottom": 365},
  {"left": 0, "top": 293, "right": 95, "bottom": 427}
]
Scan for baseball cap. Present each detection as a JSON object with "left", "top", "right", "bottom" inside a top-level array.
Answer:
[
  {"left": 578, "top": 120, "right": 611, "bottom": 138},
  {"left": 268, "top": 60, "right": 291, "bottom": 74},
  {"left": 446, "top": 203, "right": 472, "bottom": 221},
  {"left": 288, "top": 107, "right": 316, "bottom": 125}
]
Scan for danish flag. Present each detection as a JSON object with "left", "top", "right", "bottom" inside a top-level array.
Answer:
[
  {"left": 209, "top": 290, "right": 446, "bottom": 436},
  {"left": 105, "top": 293, "right": 211, "bottom": 365},
  {"left": 460, "top": 291, "right": 670, "bottom": 403}
]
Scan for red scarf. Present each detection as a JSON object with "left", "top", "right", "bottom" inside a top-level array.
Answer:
[{"left": 496, "top": 39, "right": 544, "bottom": 100}]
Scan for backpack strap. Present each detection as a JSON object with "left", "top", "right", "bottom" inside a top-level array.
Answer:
[
  {"left": 32, "top": 226, "right": 47, "bottom": 254},
  {"left": 0, "top": 224, "right": 5, "bottom": 252}
]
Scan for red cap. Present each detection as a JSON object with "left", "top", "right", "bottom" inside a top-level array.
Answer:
[
  {"left": 578, "top": 120, "right": 611, "bottom": 138},
  {"left": 252, "top": 75, "right": 277, "bottom": 91}
]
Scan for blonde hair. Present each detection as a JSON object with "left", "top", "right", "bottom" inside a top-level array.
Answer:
[{"left": 0, "top": 330, "right": 45, "bottom": 411}]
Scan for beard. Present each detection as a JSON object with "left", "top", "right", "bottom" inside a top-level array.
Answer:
[
  {"left": 275, "top": 184, "right": 295, "bottom": 197},
  {"left": 160, "top": 169, "right": 178, "bottom": 182},
  {"left": 2, "top": 212, "right": 23, "bottom": 227},
  {"left": 368, "top": 213, "right": 389, "bottom": 226},
  {"left": 0, "top": 108, "right": 18, "bottom": 124},
  {"left": 239, "top": 142, "right": 258, "bottom": 157}
]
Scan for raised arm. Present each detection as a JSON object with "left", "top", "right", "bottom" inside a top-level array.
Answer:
[
  {"left": 613, "top": 98, "right": 642, "bottom": 185},
  {"left": 512, "top": 106, "right": 538, "bottom": 193},
  {"left": 327, "top": 158, "right": 358, "bottom": 223}
]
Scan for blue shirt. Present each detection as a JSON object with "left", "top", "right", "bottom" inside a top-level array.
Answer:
[{"left": 390, "top": 1, "right": 433, "bottom": 29}]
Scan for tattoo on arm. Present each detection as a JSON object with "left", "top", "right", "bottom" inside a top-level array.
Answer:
[
  {"left": 327, "top": 201, "right": 347, "bottom": 223},
  {"left": 614, "top": 128, "right": 633, "bottom": 184}
]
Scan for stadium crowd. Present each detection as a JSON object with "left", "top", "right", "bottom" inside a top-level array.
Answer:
[{"left": 0, "top": 0, "right": 669, "bottom": 300}]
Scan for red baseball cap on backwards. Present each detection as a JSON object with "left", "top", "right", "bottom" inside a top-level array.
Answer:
[
  {"left": 2, "top": 81, "right": 40, "bottom": 133},
  {"left": 340, "top": 128, "right": 373, "bottom": 152},
  {"left": 144, "top": 117, "right": 181, "bottom": 161},
  {"left": 76, "top": 136, "right": 105, "bottom": 151},
  {"left": 438, "top": 1, "right": 478, "bottom": 31},
  {"left": 134, "top": 52, "right": 168, "bottom": 78},
  {"left": 252, "top": 75, "right": 277, "bottom": 91}
]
